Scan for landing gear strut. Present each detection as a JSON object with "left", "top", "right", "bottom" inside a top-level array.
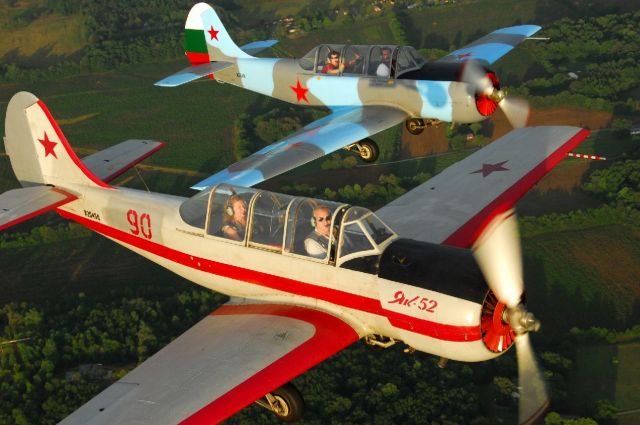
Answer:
[
  {"left": 255, "top": 382, "right": 304, "bottom": 422},
  {"left": 345, "top": 138, "right": 379, "bottom": 163},
  {"left": 405, "top": 118, "right": 442, "bottom": 135},
  {"left": 406, "top": 118, "right": 425, "bottom": 135}
]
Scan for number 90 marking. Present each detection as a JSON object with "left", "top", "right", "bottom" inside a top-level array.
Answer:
[{"left": 127, "top": 209, "right": 152, "bottom": 239}]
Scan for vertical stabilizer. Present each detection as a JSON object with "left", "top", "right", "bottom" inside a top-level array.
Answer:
[
  {"left": 3, "top": 92, "right": 109, "bottom": 189},
  {"left": 184, "top": 2, "right": 252, "bottom": 64}
]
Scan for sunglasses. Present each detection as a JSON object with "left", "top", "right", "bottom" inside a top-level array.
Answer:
[{"left": 316, "top": 215, "right": 331, "bottom": 222}]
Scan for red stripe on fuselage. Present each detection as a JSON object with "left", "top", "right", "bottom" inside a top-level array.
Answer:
[
  {"left": 56, "top": 209, "right": 482, "bottom": 342},
  {"left": 36, "top": 100, "right": 111, "bottom": 189},
  {"left": 443, "top": 129, "right": 591, "bottom": 248},
  {"left": 180, "top": 304, "right": 358, "bottom": 424}
]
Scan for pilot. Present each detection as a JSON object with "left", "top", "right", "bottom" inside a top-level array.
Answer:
[
  {"left": 221, "top": 195, "right": 247, "bottom": 241},
  {"left": 321, "top": 51, "right": 360, "bottom": 75},
  {"left": 376, "top": 47, "right": 393, "bottom": 77},
  {"left": 305, "top": 205, "right": 335, "bottom": 259}
]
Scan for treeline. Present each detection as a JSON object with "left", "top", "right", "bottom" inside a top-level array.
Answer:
[
  {"left": 521, "top": 11, "right": 640, "bottom": 106},
  {"left": 0, "top": 223, "right": 90, "bottom": 249},
  {"left": 0, "top": 288, "right": 223, "bottom": 424}
]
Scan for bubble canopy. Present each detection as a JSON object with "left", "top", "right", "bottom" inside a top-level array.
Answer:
[{"left": 179, "top": 184, "right": 397, "bottom": 270}]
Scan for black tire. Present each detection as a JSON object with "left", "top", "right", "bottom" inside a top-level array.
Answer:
[
  {"left": 270, "top": 383, "right": 305, "bottom": 422},
  {"left": 405, "top": 118, "right": 425, "bottom": 135},
  {"left": 358, "top": 138, "right": 379, "bottom": 163}
]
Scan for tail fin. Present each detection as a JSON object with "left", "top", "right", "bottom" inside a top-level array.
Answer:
[
  {"left": 184, "top": 2, "right": 251, "bottom": 64},
  {"left": 4, "top": 92, "right": 110, "bottom": 189}
]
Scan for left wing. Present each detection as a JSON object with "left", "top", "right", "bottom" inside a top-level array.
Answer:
[
  {"left": 59, "top": 301, "right": 359, "bottom": 425},
  {"left": 192, "top": 105, "right": 408, "bottom": 190},
  {"left": 376, "top": 126, "right": 590, "bottom": 248},
  {"left": 437, "top": 25, "right": 541, "bottom": 65}
]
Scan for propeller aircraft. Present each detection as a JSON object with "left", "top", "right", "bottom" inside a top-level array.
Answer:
[
  {"left": 1, "top": 92, "right": 589, "bottom": 424},
  {"left": 157, "top": 2, "right": 541, "bottom": 190}
]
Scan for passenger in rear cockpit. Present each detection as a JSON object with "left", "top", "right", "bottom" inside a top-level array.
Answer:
[{"left": 305, "top": 205, "right": 335, "bottom": 259}]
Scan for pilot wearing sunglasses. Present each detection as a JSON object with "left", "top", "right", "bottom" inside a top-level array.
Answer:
[{"left": 305, "top": 205, "right": 335, "bottom": 259}]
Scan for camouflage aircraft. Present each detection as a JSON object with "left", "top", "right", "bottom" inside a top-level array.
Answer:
[{"left": 157, "top": 3, "right": 541, "bottom": 190}]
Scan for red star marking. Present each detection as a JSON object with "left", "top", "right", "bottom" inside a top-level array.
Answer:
[
  {"left": 470, "top": 160, "right": 509, "bottom": 177},
  {"left": 290, "top": 79, "right": 310, "bottom": 104},
  {"left": 456, "top": 52, "right": 473, "bottom": 61},
  {"left": 38, "top": 131, "right": 58, "bottom": 159},
  {"left": 208, "top": 25, "right": 219, "bottom": 41}
]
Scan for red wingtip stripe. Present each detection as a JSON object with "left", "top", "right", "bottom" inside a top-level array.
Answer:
[
  {"left": 0, "top": 188, "right": 77, "bottom": 231},
  {"left": 180, "top": 304, "right": 359, "bottom": 424},
  {"left": 444, "top": 128, "right": 591, "bottom": 248},
  {"left": 36, "top": 100, "right": 111, "bottom": 189},
  {"left": 100, "top": 141, "right": 166, "bottom": 183}
]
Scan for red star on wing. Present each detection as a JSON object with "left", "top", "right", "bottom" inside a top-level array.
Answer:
[
  {"left": 208, "top": 25, "right": 219, "bottom": 41},
  {"left": 38, "top": 131, "right": 58, "bottom": 159},
  {"left": 290, "top": 79, "right": 310, "bottom": 104},
  {"left": 470, "top": 160, "right": 509, "bottom": 177},
  {"left": 456, "top": 52, "right": 473, "bottom": 61}
]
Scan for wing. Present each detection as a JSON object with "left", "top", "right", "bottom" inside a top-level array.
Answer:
[
  {"left": 82, "top": 139, "right": 164, "bottom": 182},
  {"left": 191, "top": 105, "right": 408, "bottom": 190},
  {"left": 0, "top": 186, "right": 77, "bottom": 231},
  {"left": 437, "top": 25, "right": 541, "bottom": 65},
  {"left": 59, "top": 301, "right": 359, "bottom": 425},
  {"left": 376, "top": 126, "right": 590, "bottom": 248}
]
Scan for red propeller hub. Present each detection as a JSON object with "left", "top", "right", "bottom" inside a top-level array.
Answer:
[
  {"left": 475, "top": 72, "right": 500, "bottom": 116},
  {"left": 480, "top": 290, "right": 516, "bottom": 353}
]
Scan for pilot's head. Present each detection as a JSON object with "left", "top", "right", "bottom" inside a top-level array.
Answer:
[
  {"left": 228, "top": 195, "right": 247, "bottom": 224},
  {"left": 328, "top": 51, "right": 340, "bottom": 66},
  {"left": 313, "top": 206, "right": 332, "bottom": 237}
]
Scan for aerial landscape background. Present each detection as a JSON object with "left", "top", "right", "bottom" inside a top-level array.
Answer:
[{"left": 0, "top": 0, "right": 639, "bottom": 424}]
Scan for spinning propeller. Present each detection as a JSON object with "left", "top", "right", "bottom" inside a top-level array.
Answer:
[
  {"left": 473, "top": 210, "right": 549, "bottom": 425},
  {"left": 462, "top": 60, "right": 531, "bottom": 129}
]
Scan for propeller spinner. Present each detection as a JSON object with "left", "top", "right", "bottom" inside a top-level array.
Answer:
[
  {"left": 472, "top": 210, "right": 548, "bottom": 425},
  {"left": 462, "top": 60, "right": 531, "bottom": 129}
]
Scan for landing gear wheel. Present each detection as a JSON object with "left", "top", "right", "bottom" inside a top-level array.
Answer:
[
  {"left": 357, "top": 138, "right": 379, "bottom": 163},
  {"left": 265, "top": 383, "right": 305, "bottom": 422},
  {"left": 406, "top": 118, "right": 425, "bottom": 135}
]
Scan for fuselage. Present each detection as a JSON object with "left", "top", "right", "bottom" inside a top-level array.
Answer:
[
  {"left": 55, "top": 182, "right": 507, "bottom": 363},
  {"left": 214, "top": 56, "right": 486, "bottom": 124}
]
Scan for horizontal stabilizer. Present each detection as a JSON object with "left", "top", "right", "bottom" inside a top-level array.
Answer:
[
  {"left": 82, "top": 139, "right": 164, "bottom": 182},
  {"left": 154, "top": 61, "right": 233, "bottom": 87},
  {"left": 0, "top": 186, "right": 77, "bottom": 231},
  {"left": 241, "top": 39, "right": 278, "bottom": 56}
]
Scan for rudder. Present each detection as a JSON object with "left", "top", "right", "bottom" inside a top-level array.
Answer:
[
  {"left": 184, "top": 2, "right": 251, "bottom": 64},
  {"left": 4, "top": 92, "right": 110, "bottom": 189}
]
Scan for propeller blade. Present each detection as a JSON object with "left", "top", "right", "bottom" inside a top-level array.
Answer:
[
  {"left": 472, "top": 210, "right": 523, "bottom": 308},
  {"left": 499, "top": 96, "right": 531, "bottom": 128},
  {"left": 517, "top": 333, "right": 549, "bottom": 425}
]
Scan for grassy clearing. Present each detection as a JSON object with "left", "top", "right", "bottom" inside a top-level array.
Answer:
[
  {"left": 0, "top": 59, "right": 261, "bottom": 172},
  {"left": 0, "top": 13, "right": 86, "bottom": 65},
  {"left": 616, "top": 342, "right": 640, "bottom": 410},
  {"left": 403, "top": 0, "right": 539, "bottom": 50}
]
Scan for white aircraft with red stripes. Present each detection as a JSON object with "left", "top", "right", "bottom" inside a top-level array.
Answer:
[{"left": 1, "top": 92, "right": 590, "bottom": 424}]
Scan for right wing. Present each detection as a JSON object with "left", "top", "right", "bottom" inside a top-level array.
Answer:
[
  {"left": 376, "top": 126, "right": 590, "bottom": 248},
  {"left": 0, "top": 186, "right": 77, "bottom": 231},
  {"left": 59, "top": 300, "right": 360, "bottom": 425},
  {"left": 191, "top": 105, "right": 408, "bottom": 190},
  {"left": 437, "top": 25, "right": 541, "bottom": 65},
  {"left": 82, "top": 139, "right": 164, "bottom": 183}
]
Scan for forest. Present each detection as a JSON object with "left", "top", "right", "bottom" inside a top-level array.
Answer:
[{"left": 1, "top": 0, "right": 640, "bottom": 424}]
